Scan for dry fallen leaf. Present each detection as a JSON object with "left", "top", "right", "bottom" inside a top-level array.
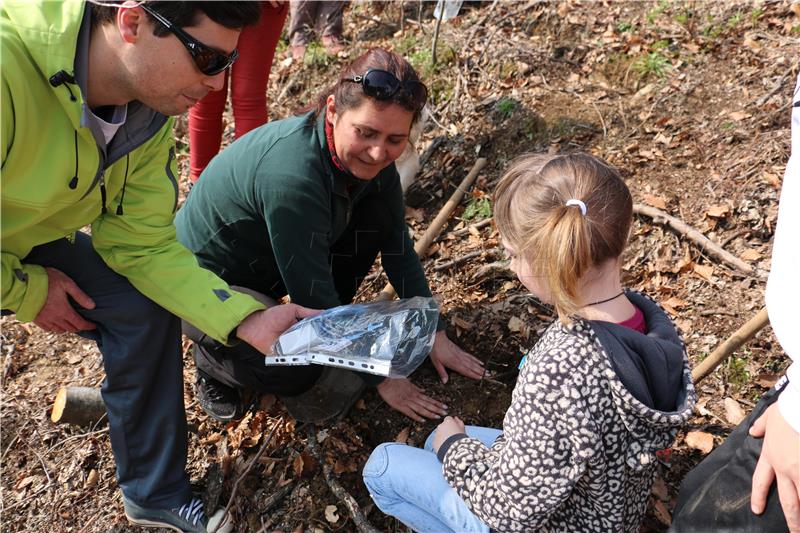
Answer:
[
  {"left": 756, "top": 373, "right": 780, "bottom": 389},
  {"left": 394, "top": 427, "right": 411, "bottom": 444},
  {"left": 85, "top": 469, "right": 99, "bottom": 488},
  {"left": 723, "top": 397, "right": 746, "bottom": 426},
  {"left": 685, "top": 431, "right": 714, "bottom": 454},
  {"left": 507, "top": 316, "right": 525, "bottom": 333},
  {"left": 324, "top": 505, "right": 339, "bottom": 524},
  {"left": 728, "top": 111, "right": 752, "bottom": 121},
  {"left": 693, "top": 263, "right": 714, "bottom": 281},
  {"left": 705, "top": 204, "right": 731, "bottom": 218},
  {"left": 644, "top": 194, "right": 668, "bottom": 210},
  {"left": 740, "top": 249, "right": 761, "bottom": 261}
]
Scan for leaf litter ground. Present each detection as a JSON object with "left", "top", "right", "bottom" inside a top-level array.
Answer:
[{"left": 2, "top": 1, "right": 799, "bottom": 531}]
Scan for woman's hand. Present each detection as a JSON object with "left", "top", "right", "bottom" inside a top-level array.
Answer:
[
  {"left": 429, "top": 330, "right": 485, "bottom": 384},
  {"left": 432, "top": 416, "right": 466, "bottom": 454},
  {"left": 377, "top": 378, "right": 448, "bottom": 422}
]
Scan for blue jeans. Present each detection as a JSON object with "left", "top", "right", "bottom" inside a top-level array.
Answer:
[{"left": 363, "top": 426, "right": 499, "bottom": 533}]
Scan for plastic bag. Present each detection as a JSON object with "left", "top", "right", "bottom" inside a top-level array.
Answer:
[{"left": 265, "top": 297, "right": 439, "bottom": 378}]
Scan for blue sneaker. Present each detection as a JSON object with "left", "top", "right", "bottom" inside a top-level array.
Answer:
[{"left": 123, "top": 497, "right": 232, "bottom": 532}]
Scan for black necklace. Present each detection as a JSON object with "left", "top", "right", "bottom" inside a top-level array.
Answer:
[{"left": 584, "top": 291, "right": 625, "bottom": 307}]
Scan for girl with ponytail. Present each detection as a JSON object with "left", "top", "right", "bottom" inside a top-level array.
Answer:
[{"left": 363, "top": 152, "right": 697, "bottom": 532}]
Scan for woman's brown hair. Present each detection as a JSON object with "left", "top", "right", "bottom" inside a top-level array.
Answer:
[
  {"left": 493, "top": 153, "right": 633, "bottom": 323},
  {"left": 310, "top": 47, "right": 427, "bottom": 125}
]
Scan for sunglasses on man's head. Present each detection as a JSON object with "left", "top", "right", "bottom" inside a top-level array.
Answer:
[
  {"left": 344, "top": 69, "right": 428, "bottom": 111},
  {"left": 140, "top": 4, "right": 238, "bottom": 76}
]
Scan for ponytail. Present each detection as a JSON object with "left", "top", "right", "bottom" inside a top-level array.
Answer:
[{"left": 494, "top": 153, "right": 632, "bottom": 324}]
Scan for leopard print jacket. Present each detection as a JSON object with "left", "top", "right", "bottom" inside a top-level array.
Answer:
[{"left": 442, "top": 296, "right": 696, "bottom": 532}]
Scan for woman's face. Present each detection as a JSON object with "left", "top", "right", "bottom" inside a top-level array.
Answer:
[{"left": 326, "top": 95, "right": 414, "bottom": 180}]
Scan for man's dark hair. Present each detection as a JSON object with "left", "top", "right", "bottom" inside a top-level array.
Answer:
[{"left": 91, "top": 1, "right": 262, "bottom": 34}]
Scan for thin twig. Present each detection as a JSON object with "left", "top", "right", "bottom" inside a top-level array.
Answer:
[
  {"left": 211, "top": 421, "right": 280, "bottom": 533},
  {"left": 433, "top": 250, "right": 486, "bottom": 272},
  {"left": 306, "top": 424, "right": 380, "bottom": 533},
  {"left": 633, "top": 203, "right": 764, "bottom": 278},
  {"left": 431, "top": 9, "right": 443, "bottom": 67},
  {"left": 45, "top": 427, "right": 109, "bottom": 454},
  {"left": 445, "top": 217, "right": 494, "bottom": 239}
]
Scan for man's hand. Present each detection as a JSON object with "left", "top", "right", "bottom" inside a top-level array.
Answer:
[
  {"left": 432, "top": 415, "right": 466, "bottom": 453},
  {"left": 750, "top": 403, "right": 800, "bottom": 531},
  {"left": 236, "top": 304, "right": 319, "bottom": 355},
  {"left": 33, "top": 267, "right": 96, "bottom": 333},
  {"left": 376, "top": 377, "right": 448, "bottom": 422},
  {"left": 429, "top": 330, "right": 485, "bottom": 384}
]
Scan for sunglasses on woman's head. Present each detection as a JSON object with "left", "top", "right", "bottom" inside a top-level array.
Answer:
[
  {"left": 344, "top": 69, "right": 428, "bottom": 111},
  {"left": 140, "top": 4, "right": 239, "bottom": 76}
]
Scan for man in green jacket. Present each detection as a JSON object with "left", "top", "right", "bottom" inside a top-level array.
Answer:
[{"left": 1, "top": 2, "right": 314, "bottom": 531}]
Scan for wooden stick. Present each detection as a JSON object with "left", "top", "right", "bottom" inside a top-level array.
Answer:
[
  {"left": 632, "top": 203, "right": 762, "bottom": 278},
  {"left": 692, "top": 307, "right": 770, "bottom": 384},
  {"left": 51, "top": 387, "right": 106, "bottom": 426},
  {"left": 306, "top": 424, "right": 380, "bottom": 533},
  {"left": 448, "top": 217, "right": 493, "bottom": 238},
  {"left": 432, "top": 250, "right": 486, "bottom": 272},
  {"left": 377, "top": 158, "right": 488, "bottom": 301}
]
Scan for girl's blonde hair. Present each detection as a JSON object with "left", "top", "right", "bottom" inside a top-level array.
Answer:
[{"left": 493, "top": 153, "right": 633, "bottom": 323}]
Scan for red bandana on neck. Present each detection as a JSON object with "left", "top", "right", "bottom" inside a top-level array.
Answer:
[{"left": 324, "top": 117, "right": 347, "bottom": 172}]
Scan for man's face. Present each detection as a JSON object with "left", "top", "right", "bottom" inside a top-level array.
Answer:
[{"left": 120, "top": 6, "right": 240, "bottom": 115}]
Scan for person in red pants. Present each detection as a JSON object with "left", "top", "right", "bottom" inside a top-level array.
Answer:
[{"left": 188, "top": 1, "right": 288, "bottom": 182}]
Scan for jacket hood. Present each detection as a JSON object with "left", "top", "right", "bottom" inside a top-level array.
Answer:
[
  {"left": 573, "top": 291, "right": 696, "bottom": 469},
  {"left": 3, "top": 0, "right": 85, "bottom": 121}
]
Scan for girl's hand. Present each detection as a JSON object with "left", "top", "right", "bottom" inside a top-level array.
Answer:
[
  {"left": 432, "top": 416, "right": 466, "bottom": 453},
  {"left": 430, "top": 331, "right": 485, "bottom": 384}
]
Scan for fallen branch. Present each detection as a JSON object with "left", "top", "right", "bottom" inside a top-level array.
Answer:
[
  {"left": 377, "top": 158, "right": 488, "bottom": 301},
  {"left": 433, "top": 250, "right": 486, "bottom": 272},
  {"left": 51, "top": 387, "right": 106, "bottom": 426},
  {"left": 211, "top": 420, "right": 280, "bottom": 533},
  {"left": 692, "top": 307, "right": 770, "bottom": 384},
  {"left": 306, "top": 424, "right": 380, "bottom": 533},
  {"left": 632, "top": 203, "right": 763, "bottom": 278},
  {"left": 447, "top": 217, "right": 494, "bottom": 238}
]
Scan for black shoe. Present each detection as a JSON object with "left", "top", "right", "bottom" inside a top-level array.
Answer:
[
  {"left": 123, "top": 496, "right": 232, "bottom": 532},
  {"left": 196, "top": 372, "right": 242, "bottom": 423}
]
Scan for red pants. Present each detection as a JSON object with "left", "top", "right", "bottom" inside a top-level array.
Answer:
[{"left": 188, "top": 2, "right": 288, "bottom": 182}]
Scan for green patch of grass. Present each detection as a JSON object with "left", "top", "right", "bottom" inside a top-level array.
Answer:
[
  {"left": 724, "top": 354, "right": 751, "bottom": 388},
  {"left": 463, "top": 196, "right": 492, "bottom": 221},
  {"left": 303, "top": 41, "right": 333, "bottom": 68},
  {"left": 646, "top": 0, "right": 669, "bottom": 25},
  {"left": 651, "top": 39, "right": 671, "bottom": 51},
  {"left": 395, "top": 32, "right": 419, "bottom": 56},
  {"left": 617, "top": 21, "right": 634, "bottom": 33},
  {"left": 721, "top": 121, "right": 735, "bottom": 130},
  {"left": 727, "top": 12, "right": 743, "bottom": 29},
  {"left": 749, "top": 7, "right": 764, "bottom": 24},
  {"left": 428, "top": 78, "right": 454, "bottom": 106},
  {"left": 495, "top": 98, "right": 517, "bottom": 118},
  {"left": 633, "top": 52, "right": 671, "bottom": 78}
]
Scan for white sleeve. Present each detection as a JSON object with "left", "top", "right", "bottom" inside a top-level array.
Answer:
[{"left": 766, "top": 72, "right": 800, "bottom": 433}]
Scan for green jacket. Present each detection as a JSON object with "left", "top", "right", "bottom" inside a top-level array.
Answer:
[
  {"left": 1, "top": 0, "right": 263, "bottom": 342},
  {"left": 175, "top": 112, "right": 433, "bottom": 310}
]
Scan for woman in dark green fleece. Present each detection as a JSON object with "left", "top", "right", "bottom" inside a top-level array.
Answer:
[{"left": 176, "top": 48, "right": 485, "bottom": 423}]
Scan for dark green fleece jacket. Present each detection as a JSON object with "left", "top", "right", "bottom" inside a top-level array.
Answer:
[{"left": 175, "top": 112, "right": 433, "bottom": 311}]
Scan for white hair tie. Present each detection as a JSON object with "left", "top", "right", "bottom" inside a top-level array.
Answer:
[{"left": 565, "top": 199, "right": 587, "bottom": 216}]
